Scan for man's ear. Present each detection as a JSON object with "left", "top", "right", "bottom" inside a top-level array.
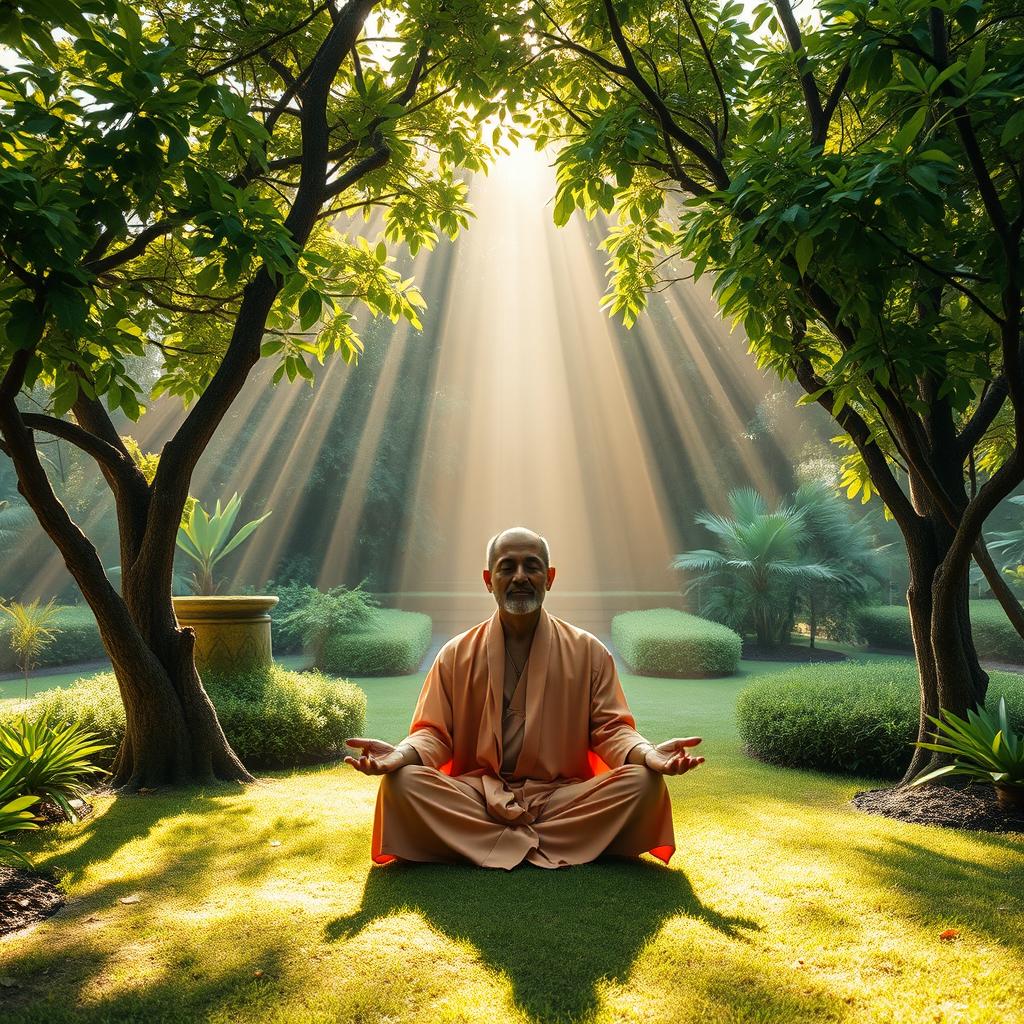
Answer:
[
  {"left": 482, "top": 568, "right": 493, "bottom": 592},
  {"left": 546, "top": 566, "right": 556, "bottom": 590}
]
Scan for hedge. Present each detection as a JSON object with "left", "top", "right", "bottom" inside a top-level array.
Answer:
[
  {"left": 856, "top": 601, "right": 1024, "bottom": 662},
  {"left": 2, "top": 665, "right": 366, "bottom": 770},
  {"left": 317, "top": 608, "right": 433, "bottom": 676},
  {"left": 735, "top": 659, "right": 1024, "bottom": 778},
  {"left": 611, "top": 608, "right": 741, "bottom": 678},
  {"left": 0, "top": 605, "right": 106, "bottom": 673}
]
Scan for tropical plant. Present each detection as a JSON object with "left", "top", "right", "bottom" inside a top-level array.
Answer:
[
  {"left": 672, "top": 488, "right": 843, "bottom": 648},
  {"left": 529, "top": 0, "right": 1024, "bottom": 786},
  {"left": 911, "top": 698, "right": 1024, "bottom": 812},
  {"left": 0, "top": 598, "right": 61, "bottom": 701},
  {"left": 176, "top": 494, "right": 271, "bottom": 596},
  {"left": 0, "top": 713, "right": 111, "bottom": 822},
  {"left": 789, "top": 482, "right": 886, "bottom": 646},
  {"left": 0, "top": 759, "right": 41, "bottom": 868},
  {"left": 987, "top": 496, "right": 1024, "bottom": 570}
]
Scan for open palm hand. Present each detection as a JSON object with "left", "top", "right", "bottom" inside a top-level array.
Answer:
[{"left": 644, "top": 737, "right": 704, "bottom": 776}]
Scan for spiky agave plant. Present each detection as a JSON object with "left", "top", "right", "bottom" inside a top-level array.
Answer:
[{"left": 175, "top": 493, "right": 271, "bottom": 596}]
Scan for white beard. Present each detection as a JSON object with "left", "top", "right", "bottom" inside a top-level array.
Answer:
[{"left": 500, "top": 591, "right": 542, "bottom": 615}]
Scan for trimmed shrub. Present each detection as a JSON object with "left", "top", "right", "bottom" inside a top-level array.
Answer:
[
  {"left": 611, "top": 608, "right": 741, "bottom": 678},
  {"left": 2, "top": 665, "right": 366, "bottom": 770},
  {"left": 856, "top": 601, "right": 1024, "bottom": 662},
  {"left": 318, "top": 608, "right": 432, "bottom": 676},
  {"left": 735, "top": 659, "right": 1024, "bottom": 778},
  {"left": 0, "top": 605, "right": 105, "bottom": 673}
]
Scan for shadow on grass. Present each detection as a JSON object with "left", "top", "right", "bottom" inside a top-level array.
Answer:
[{"left": 325, "top": 858, "right": 759, "bottom": 1023}]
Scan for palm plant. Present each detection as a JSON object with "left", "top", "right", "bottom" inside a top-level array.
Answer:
[
  {"left": 911, "top": 698, "right": 1024, "bottom": 812},
  {"left": 789, "top": 483, "right": 886, "bottom": 647},
  {"left": 672, "top": 488, "right": 843, "bottom": 648},
  {"left": 175, "top": 493, "right": 271, "bottom": 596},
  {"left": 0, "top": 598, "right": 61, "bottom": 702}
]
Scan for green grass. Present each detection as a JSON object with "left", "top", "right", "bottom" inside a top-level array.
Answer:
[{"left": 1, "top": 654, "right": 1022, "bottom": 1024}]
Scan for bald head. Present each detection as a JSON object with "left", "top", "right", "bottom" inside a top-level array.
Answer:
[{"left": 485, "top": 527, "right": 550, "bottom": 572}]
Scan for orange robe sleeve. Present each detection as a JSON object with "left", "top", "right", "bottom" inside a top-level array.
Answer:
[
  {"left": 397, "top": 651, "right": 455, "bottom": 770},
  {"left": 588, "top": 648, "right": 649, "bottom": 769}
]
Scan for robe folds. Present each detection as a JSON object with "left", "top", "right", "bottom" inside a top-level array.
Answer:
[{"left": 371, "top": 608, "right": 676, "bottom": 869}]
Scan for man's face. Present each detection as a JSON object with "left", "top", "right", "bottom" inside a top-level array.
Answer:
[{"left": 483, "top": 537, "right": 556, "bottom": 615}]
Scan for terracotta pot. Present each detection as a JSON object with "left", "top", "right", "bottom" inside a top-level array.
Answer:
[
  {"left": 172, "top": 595, "right": 279, "bottom": 675},
  {"left": 994, "top": 783, "right": 1024, "bottom": 813}
]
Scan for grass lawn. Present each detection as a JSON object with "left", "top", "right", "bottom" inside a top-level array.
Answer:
[{"left": 1, "top": 655, "right": 1022, "bottom": 1023}]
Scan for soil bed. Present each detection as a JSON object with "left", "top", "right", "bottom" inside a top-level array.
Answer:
[
  {"left": 741, "top": 643, "right": 847, "bottom": 663},
  {"left": 853, "top": 780, "right": 1024, "bottom": 834},
  {"left": 0, "top": 866, "right": 65, "bottom": 937}
]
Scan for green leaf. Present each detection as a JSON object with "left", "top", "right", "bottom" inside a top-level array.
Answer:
[
  {"left": 1002, "top": 109, "right": 1024, "bottom": 147},
  {"left": 298, "top": 289, "right": 322, "bottom": 331},
  {"left": 795, "top": 235, "right": 814, "bottom": 277},
  {"left": 890, "top": 107, "right": 928, "bottom": 153},
  {"left": 5, "top": 300, "right": 45, "bottom": 350}
]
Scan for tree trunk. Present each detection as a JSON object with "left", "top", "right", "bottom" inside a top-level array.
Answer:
[
  {"left": 808, "top": 594, "right": 817, "bottom": 649},
  {"left": 100, "top": 587, "right": 252, "bottom": 789},
  {"left": 901, "top": 515, "right": 988, "bottom": 784}
]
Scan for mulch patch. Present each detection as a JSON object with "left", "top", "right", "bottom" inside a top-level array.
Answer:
[
  {"left": 853, "top": 781, "right": 1024, "bottom": 834},
  {"left": 0, "top": 866, "right": 65, "bottom": 937},
  {"left": 741, "top": 643, "right": 848, "bottom": 663}
]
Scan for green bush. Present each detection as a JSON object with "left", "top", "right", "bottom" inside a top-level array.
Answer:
[
  {"left": 735, "top": 659, "right": 1024, "bottom": 778},
  {"left": 0, "top": 605, "right": 105, "bottom": 672},
  {"left": 318, "top": 608, "right": 433, "bottom": 676},
  {"left": 856, "top": 601, "right": 1024, "bottom": 662},
  {"left": 3, "top": 665, "right": 366, "bottom": 770},
  {"left": 280, "top": 583, "right": 378, "bottom": 660},
  {"left": 611, "top": 608, "right": 741, "bottom": 677}
]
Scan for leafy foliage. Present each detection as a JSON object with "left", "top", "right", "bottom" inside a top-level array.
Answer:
[
  {"left": 0, "top": 758, "right": 40, "bottom": 869},
  {"left": 280, "top": 583, "right": 379, "bottom": 663},
  {"left": 673, "top": 487, "right": 867, "bottom": 647},
  {"left": 0, "top": 597, "right": 61, "bottom": 699},
  {"left": 316, "top": 607, "right": 432, "bottom": 676},
  {"left": 736, "top": 660, "right": 1024, "bottom": 778},
  {"left": 5, "top": 665, "right": 367, "bottom": 770},
  {"left": 176, "top": 493, "right": 271, "bottom": 595},
  {"left": 0, "top": 603, "right": 104, "bottom": 672},
  {"left": 611, "top": 608, "right": 741, "bottom": 678},
  {"left": 0, "top": 713, "right": 110, "bottom": 821},
  {"left": 912, "top": 698, "right": 1024, "bottom": 789},
  {"left": 857, "top": 600, "right": 1024, "bottom": 662}
]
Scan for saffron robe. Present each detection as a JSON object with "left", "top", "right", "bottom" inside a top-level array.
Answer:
[{"left": 371, "top": 608, "right": 676, "bottom": 869}]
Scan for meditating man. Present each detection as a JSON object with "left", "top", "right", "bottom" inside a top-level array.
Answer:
[{"left": 345, "top": 527, "right": 704, "bottom": 869}]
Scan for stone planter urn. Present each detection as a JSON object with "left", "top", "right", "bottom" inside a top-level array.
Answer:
[{"left": 172, "top": 595, "right": 279, "bottom": 675}]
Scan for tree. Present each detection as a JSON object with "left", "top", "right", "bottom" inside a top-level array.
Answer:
[
  {"left": 529, "top": 0, "right": 1024, "bottom": 784},
  {"left": 673, "top": 486, "right": 844, "bottom": 646},
  {"left": 0, "top": 1, "right": 528, "bottom": 787}
]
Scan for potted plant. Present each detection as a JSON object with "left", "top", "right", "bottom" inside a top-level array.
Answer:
[
  {"left": 910, "top": 698, "right": 1024, "bottom": 812},
  {"left": 171, "top": 494, "right": 277, "bottom": 675}
]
